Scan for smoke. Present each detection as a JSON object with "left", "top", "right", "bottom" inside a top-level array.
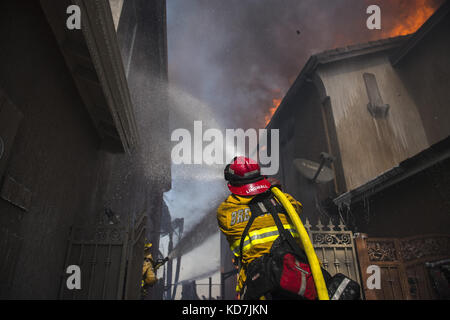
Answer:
[
  {"left": 168, "top": 205, "right": 220, "bottom": 260},
  {"left": 167, "top": 0, "right": 443, "bottom": 129},
  {"left": 173, "top": 267, "right": 219, "bottom": 286},
  {"left": 161, "top": 83, "right": 229, "bottom": 283}
]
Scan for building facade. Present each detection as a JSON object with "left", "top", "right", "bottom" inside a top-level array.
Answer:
[
  {"left": 0, "top": 0, "right": 170, "bottom": 299},
  {"left": 267, "top": 2, "right": 450, "bottom": 234},
  {"left": 264, "top": 1, "right": 450, "bottom": 299}
]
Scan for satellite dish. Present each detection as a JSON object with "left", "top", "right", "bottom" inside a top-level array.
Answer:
[{"left": 293, "top": 158, "right": 334, "bottom": 183}]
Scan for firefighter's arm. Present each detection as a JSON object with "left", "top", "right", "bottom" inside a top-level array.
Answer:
[
  {"left": 144, "top": 267, "right": 157, "bottom": 286},
  {"left": 217, "top": 203, "right": 243, "bottom": 246}
]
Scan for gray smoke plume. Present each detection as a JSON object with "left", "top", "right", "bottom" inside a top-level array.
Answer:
[
  {"left": 168, "top": 205, "right": 221, "bottom": 260},
  {"left": 167, "top": 0, "right": 443, "bottom": 129}
]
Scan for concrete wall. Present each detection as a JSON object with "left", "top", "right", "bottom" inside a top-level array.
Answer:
[
  {"left": 318, "top": 52, "right": 429, "bottom": 191},
  {"left": 395, "top": 13, "right": 450, "bottom": 146}
]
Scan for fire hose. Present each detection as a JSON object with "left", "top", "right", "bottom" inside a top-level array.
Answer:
[{"left": 271, "top": 187, "right": 330, "bottom": 300}]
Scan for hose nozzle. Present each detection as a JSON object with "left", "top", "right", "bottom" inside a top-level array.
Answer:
[{"left": 154, "top": 257, "right": 169, "bottom": 270}]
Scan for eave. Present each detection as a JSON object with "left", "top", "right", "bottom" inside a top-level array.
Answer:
[
  {"left": 40, "top": 0, "right": 138, "bottom": 154},
  {"left": 333, "top": 136, "right": 450, "bottom": 208}
]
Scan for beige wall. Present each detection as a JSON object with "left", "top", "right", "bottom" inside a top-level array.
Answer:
[{"left": 317, "top": 53, "right": 429, "bottom": 191}]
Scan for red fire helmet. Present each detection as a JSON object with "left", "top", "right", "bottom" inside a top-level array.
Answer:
[{"left": 224, "top": 156, "right": 271, "bottom": 196}]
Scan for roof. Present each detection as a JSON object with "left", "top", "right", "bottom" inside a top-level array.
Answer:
[
  {"left": 333, "top": 136, "right": 450, "bottom": 207},
  {"left": 314, "top": 36, "right": 409, "bottom": 65},
  {"left": 40, "top": 0, "right": 139, "bottom": 153},
  {"left": 391, "top": 0, "right": 450, "bottom": 66}
]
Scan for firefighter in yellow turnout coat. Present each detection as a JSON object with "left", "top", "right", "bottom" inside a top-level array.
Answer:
[{"left": 217, "top": 157, "right": 304, "bottom": 295}]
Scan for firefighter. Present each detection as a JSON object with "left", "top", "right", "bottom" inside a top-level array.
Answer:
[
  {"left": 217, "top": 156, "right": 306, "bottom": 299},
  {"left": 142, "top": 243, "right": 157, "bottom": 288},
  {"left": 142, "top": 242, "right": 169, "bottom": 294},
  {"left": 218, "top": 157, "right": 362, "bottom": 300}
]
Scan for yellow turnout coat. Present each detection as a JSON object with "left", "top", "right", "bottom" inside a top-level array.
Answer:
[{"left": 217, "top": 192, "right": 303, "bottom": 293}]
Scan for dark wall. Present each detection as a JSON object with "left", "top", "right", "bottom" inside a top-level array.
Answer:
[
  {"left": 270, "top": 82, "right": 335, "bottom": 223},
  {"left": 350, "top": 158, "right": 450, "bottom": 238},
  {"left": 0, "top": 0, "right": 171, "bottom": 299},
  {"left": 0, "top": 0, "right": 101, "bottom": 298},
  {"left": 115, "top": 0, "right": 170, "bottom": 300},
  {"left": 396, "top": 11, "right": 450, "bottom": 145}
]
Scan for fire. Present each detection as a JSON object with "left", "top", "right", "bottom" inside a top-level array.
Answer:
[
  {"left": 264, "top": 98, "right": 282, "bottom": 126},
  {"left": 262, "top": 1, "right": 443, "bottom": 128},
  {"left": 382, "top": 0, "right": 441, "bottom": 37}
]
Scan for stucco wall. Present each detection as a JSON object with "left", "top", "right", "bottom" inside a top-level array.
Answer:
[{"left": 318, "top": 53, "right": 429, "bottom": 191}]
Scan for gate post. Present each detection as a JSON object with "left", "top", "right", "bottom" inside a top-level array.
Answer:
[{"left": 354, "top": 233, "right": 377, "bottom": 300}]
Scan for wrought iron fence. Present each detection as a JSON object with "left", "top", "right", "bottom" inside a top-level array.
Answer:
[
  {"left": 304, "top": 217, "right": 362, "bottom": 293},
  {"left": 59, "top": 212, "right": 147, "bottom": 300},
  {"left": 0, "top": 227, "right": 23, "bottom": 298}
]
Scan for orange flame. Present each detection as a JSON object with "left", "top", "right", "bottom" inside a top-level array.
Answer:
[
  {"left": 382, "top": 1, "right": 441, "bottom": 37},
  {"left": 264, "top": 98, "right": 282, "bottom": 126}
]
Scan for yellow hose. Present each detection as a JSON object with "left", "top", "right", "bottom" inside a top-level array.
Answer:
[{"left": 271, "top": 187, "right": 330, "bottom": 300}]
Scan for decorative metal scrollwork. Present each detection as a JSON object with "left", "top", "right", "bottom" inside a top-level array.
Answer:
[
  {"left": 367, "top": 241, "right": 397, "bottom": 262},
  {"left": 96, "top": 228, "right": 108, "bottom": 241},
  {"left": 72, "top": 226, "right": 124, "bottom": 243},
  {"left": 312, "top": 232, "right": 352, "bottom": 246},
  {"left": 110, "top": 229, "right": 122, "bottom": 242},
  {"left": 400, "top": 236, "right": 450, "bottom": 262}
]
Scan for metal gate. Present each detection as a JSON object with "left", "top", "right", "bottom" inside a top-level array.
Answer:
[
  {"left": 59, "top": 213, "right": 147, "bottom": 300},
  {"left": 355, "top": 234, "right": 450, "bottom": 300},
  {"left": 124, "top": 213, "right": 147, "bottom": 299},
  {"left": 0, "top": 227, "right": 23, "bottom": 298},
  {"left": 305, "top": 218, "right": 362, "bottom": 294}
]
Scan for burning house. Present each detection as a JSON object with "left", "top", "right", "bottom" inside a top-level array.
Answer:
[
  {"left": 0, "top": 0, "right": 169, "bottom": 299},
  {"left": 263, "top": 1, "right": 450, "bottom": 300},
  {"left": 268, "top": 1, "right": 450, "bottom": 234},
  {"left": 215, "top": 1, "right": 450, "bottom": 301}
]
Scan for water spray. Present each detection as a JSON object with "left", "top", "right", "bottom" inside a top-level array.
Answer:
[{"left": 167, "top": 205, "right": 220, "bottom": 260}]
